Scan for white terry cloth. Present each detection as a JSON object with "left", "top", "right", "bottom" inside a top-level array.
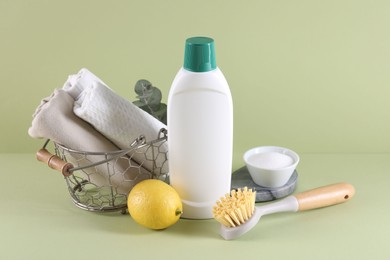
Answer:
[
  {"left": 73, "top": 80, "right": 168, "bottom": 173},
  {"left": 28, "top": 89, "right": 150, "bottom": 194}
]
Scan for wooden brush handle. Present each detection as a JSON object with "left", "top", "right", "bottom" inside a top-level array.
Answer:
[
  {"left": 36, "top": 148, "right": 73, "bottom": 176},
  {"left": 294, "top": 182, "right": 355, "bottom": 211}
]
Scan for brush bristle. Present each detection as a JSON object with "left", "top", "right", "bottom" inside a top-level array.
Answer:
[{"left": 213, "top": 187, "right": 256, "bottom": 227}]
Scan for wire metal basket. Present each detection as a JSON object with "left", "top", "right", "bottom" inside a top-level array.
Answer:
[{"left": 36, "top": 128, "right": 168, "bottom": 213}]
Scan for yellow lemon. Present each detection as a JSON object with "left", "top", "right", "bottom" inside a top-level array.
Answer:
[{"left": 127, "top": 179, "right": 183, "bottom": 230}]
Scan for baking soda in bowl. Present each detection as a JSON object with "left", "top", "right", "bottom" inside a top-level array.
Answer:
[
  {"left": 247, "top": 152, "right": 294, "bottom": 169},
  {"left": 243, "top": 146, "right": 300, "bottom": 187}
]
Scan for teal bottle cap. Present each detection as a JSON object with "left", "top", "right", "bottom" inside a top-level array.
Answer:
[{"left": 183, "top": 37, "right": 216, "bottom": 72}]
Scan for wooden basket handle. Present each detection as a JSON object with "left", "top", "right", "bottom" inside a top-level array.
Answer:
[{"left": 36, "top": 148, "right": 74, "bottom": 176}]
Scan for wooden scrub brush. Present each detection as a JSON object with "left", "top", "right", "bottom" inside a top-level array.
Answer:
[{"left": 213, "top": 183, "right": 355, "bottom": 240}]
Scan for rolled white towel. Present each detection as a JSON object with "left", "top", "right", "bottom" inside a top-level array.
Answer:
[
  {"left": 28, "top": 89, "right": 150, "bottom": 194},
  {"left": 62, "top": 68, "right": 107, "bottom": 99},
  {"left": 73, "top": 80, "right": 168, "bottom": 174}
]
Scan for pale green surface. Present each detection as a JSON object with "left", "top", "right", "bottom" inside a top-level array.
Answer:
[
  {"left": 1, "top": 153, "right": 389, "bottom": 259},
  {"left": 1, "top": 0, "right": 390, "bottom": 154}
]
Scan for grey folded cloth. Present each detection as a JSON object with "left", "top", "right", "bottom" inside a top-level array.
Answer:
[{"left": 28, "top": 89, "right": 150, "bottom": 194}]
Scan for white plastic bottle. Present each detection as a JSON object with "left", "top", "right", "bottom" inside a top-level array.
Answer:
[{"left": 168, "top": 37, "right": 233, "bottom": 219}]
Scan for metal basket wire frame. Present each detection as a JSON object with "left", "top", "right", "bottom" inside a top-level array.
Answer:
[{"left": 40, "top": 128, "right": 168, "bottom": 213}]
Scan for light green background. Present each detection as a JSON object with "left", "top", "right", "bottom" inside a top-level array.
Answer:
[
  {"left": 1, "top": 0, "right": 389, "bottom": 159},
  {"left": 1, "top": 2, "right": 390, "bottom": 259}
]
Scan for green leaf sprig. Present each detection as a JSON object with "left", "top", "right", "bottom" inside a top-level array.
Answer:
[{"left": 133, "top": 79, "right": 167, "bottom": 125}]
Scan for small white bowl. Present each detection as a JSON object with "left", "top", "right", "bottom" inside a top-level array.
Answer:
[{"left": 243, "top": 146, "right": 299, "bottom": 188}]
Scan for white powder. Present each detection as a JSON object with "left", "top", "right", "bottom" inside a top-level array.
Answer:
[{"left": 247, "top": 152, "right": 293, "bottom": 169}]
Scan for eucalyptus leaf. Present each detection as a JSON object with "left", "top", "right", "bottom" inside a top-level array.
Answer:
[{"left": 133, "top": 79, "right": 167, "bottom": 125}]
